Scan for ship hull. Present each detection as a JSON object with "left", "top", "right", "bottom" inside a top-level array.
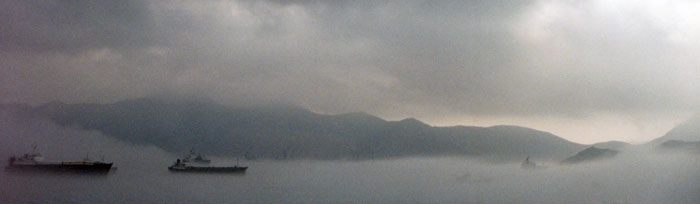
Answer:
[
  {"left": 168, "top": 166, "right": 247, "bottom": 173},
  {"left": 5, "top": 162, "right": 113, "bottom": 174}
]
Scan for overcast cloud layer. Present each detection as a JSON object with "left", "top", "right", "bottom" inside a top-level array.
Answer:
[{"left": 2, "top": 0, "right": 699, "bottom": 143}]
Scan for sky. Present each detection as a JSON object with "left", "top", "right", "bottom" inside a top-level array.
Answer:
[{"left": 1, "top": 0, "right": 699, "bottom": 144}]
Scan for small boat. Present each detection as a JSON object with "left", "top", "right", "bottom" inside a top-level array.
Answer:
[
  {"left": 521, "top": 156, "right": 536, "bottom": 169},
  {"left": 168, "top": 159, "right": 247, "bottom": 173},
  {"left": 5, "top": 145, "right": 113, "bottom": 174}
]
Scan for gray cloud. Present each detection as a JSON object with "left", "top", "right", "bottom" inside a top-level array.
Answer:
[
  {"left": 1, "top": 0, "right": 700, "bottom": 142},
  {"left": 0, "top": 0, "right": 155, "bottom": 54}
]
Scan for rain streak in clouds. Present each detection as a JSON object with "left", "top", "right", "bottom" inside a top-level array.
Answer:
[{"left": 2, "top": 0, "right": 700, "bottom": 143}]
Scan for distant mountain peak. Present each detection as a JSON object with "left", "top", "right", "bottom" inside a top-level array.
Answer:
[
  {"left": 648, "top": 114, "right": 700, "bottom": 144},
  {"left": 561, "top": 146, "right": 618, "bottom": 164},
  {"left": 487, "top": 125, "right": 542, "bottom": 132},
  {"left": 591, "top": 140, "right": 629, "bottom": 151},
  {"left": 337, "top": 112, "right": 383, "bottom": 120},
  {"left": 396, "top": 118, "right": 429, "bottom": 126},
  {"left": 341, "top": 111, "right": 372, "bottom": 117}
]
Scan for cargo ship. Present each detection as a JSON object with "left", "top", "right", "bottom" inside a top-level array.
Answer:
[
  {"left": 168, "top": 159, "right": 247, "bottom": 173},
  {"left": 5, "top": 146, "right": 113, "bottom": 174}
]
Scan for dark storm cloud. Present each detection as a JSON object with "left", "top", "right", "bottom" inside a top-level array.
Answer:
[
  {"left": 0, "top": 0, "right": 155, "bottom": 54},
  {"left": 1, "top": 0, "right": 699, "bottom": 122}
]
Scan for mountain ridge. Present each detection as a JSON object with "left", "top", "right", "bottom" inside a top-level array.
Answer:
[
  {"left": 3, "top": 96, "right": 586, "bottom": 161},
  {"left": 561, "top": 146, "right": 618, "bottom": 164},
  {"left": 648, "top": 114, "right": 700, "bottom": 144}
]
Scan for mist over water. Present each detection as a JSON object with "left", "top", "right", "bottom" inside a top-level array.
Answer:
[
  {"left": 3, "top": 0, "right": 700, "bottom": 203},
  {"left": 1, "top": 110, "right": 699, "bottom": 204}
]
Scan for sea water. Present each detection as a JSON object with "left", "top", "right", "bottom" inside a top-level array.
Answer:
[{"left": 1, "top": 154, "right": 698, "bottom": 204}]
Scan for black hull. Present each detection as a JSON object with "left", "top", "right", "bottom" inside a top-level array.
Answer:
[
  {"left": 5, "top": 163, "right": 113, "bottom": 174},
  {"left": 168, "top": 166, "right": 247, "bottom": 174}
]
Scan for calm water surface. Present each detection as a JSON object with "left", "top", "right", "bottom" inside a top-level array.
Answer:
[{"left": 2, "top": 155, "right": 699, "bottom": 204}]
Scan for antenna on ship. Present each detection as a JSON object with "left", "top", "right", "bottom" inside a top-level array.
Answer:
[{"left": 31, "top": 143, "right": 38, "bottom": 154}]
